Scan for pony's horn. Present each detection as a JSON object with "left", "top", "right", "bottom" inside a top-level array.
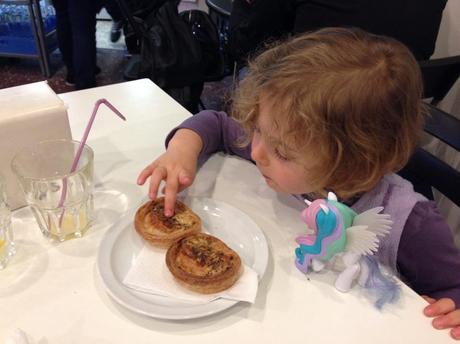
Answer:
[
  {"left": 304, "top": 199, "right": 312, "bottom": 206},
  {"left": 319, "top": 204, "right": 329, "bottom": 214},
  {"left": 327, "top": 192, "right": 338, "bottom": 201}
]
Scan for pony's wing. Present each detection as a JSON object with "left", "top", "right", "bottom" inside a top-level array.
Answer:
[
  {"left": 346, "top": 225, "right": 381, "bottom": 255},
  {"left": 352, "top": 207, "right": 392, "bottom": 237}
]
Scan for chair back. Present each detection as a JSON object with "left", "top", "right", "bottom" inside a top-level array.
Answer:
[
  {"left": 399, "top": 104, "right": 460, "bottom": 207},
  {"left": 419, "top": 55, "right": 460, "bottom": 106}
]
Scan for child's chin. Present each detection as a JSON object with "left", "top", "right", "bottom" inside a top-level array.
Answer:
[
  {"left": 266, "top": 179, "right": 306, "bottom": 195},
  {"left": 264, "top": 178, "right": 275, "bottom": 188}
]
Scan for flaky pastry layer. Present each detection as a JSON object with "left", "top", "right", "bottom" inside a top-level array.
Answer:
[
  {"left": 166, "top": 233, "right": 242, "bottom": 294},
  {"left": 134, "top": 197, "right": 201, "bottom": 248}
]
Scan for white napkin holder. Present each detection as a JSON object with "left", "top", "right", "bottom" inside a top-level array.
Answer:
[{"left": 0, "top": 81, "right": 72, "bottom": 209}]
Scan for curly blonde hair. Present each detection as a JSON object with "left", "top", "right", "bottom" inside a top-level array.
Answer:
[{"left": 231, "top": 27, "right": 425, "bottom": 201}]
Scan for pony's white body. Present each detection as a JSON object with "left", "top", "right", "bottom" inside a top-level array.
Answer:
[
  {"left": 312, "top": 251, "right": 369, "bottom": 292},
  {"left": 297, "top": 192, "right": 393, "bottom": 294}
]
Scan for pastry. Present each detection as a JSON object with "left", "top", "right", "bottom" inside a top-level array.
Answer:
[
  {"left": 166, "top": 233, "right": 242, "bottom": 294},
  {"left": 134, "top": 197, "right": 201, "bottom": 248}
]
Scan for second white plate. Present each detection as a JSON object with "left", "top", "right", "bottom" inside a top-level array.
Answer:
[{"left": 97, "top": 197, "right": 269, "bottom": 320}]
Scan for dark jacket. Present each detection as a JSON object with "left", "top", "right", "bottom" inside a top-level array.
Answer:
[{"left": 229, "top": 0, "right": 447, "bottom": 63}]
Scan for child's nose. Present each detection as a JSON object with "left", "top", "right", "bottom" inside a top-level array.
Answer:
[{"left": 251, "top": 138, "right": 269, "bottom": 166}]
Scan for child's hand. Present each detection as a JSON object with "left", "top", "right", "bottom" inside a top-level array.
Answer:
[
  {"left": 137, "top": 129, "right": 203, "bottom": 216},
  {"left": 423, "top": 295, "right": 460, "bottom": 340}
]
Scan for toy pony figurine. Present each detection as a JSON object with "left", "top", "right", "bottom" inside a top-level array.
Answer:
[{"left": 295, "top": 192, "right": 400, "bottom": 309}]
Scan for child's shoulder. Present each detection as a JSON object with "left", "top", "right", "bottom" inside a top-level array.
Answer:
[
  {"left": 380, "top": 174, "right": 447, "bottom": 231},
  {"left": 353, "top": 173, "right": 426, "bottom": 215},
  {"left": 382, "top": 173, "right": 426, "bottom": 198},
  {"left": 353, "top": 173, "right": 444, "bottom": 269},
  {"left": 380, "top": 173, "right": 446, "bottom": 232}
]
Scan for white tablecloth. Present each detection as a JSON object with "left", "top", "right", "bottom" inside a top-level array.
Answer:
[{"left": 0, "top": 79, "right": 452, "bottom": 343}]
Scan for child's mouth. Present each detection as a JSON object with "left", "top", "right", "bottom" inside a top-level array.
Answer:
[{"left": 262, "top": 174, "right": 271, "bottom": 181}]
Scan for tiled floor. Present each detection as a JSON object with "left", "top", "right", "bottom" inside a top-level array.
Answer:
[{"left": 96, "top": 20, "right": 127, "bottom": 51}]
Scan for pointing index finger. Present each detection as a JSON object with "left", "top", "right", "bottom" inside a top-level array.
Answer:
[
  {"left": 148, "top": 166, "right": 167, "bottom": 199},
  {"left": 163, "top": 176, "right": 179, "bottom": 217}
]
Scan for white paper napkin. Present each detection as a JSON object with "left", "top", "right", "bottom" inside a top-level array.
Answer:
[{"left": 123, "top": 244, "right": 259, "bottom": 304}]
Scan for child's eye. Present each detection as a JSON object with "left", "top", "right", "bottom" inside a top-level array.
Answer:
[{"left": 274, "top": 148, "right": 289, "bottom": 161}]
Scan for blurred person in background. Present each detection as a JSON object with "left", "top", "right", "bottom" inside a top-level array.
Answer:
[{"left": 229, "top": 0, "right": 448, "bottom": 65}]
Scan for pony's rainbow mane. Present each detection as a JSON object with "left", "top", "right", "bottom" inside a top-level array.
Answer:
[{"left": 295, "top": 200, "right": 347, "bottom": 272}]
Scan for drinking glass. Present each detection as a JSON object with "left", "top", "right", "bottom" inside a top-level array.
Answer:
[{"left": 11, "top": 139, "right": 94, "bottom": 242}]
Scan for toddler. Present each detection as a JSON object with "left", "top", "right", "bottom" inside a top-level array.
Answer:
[{"left": 137, "top": 28, "right": 460, "bottom": 339}]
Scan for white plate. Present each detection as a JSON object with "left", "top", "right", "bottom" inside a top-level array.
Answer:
[{"left": 97, "top": 197, "right": 269, "bottom": 320}]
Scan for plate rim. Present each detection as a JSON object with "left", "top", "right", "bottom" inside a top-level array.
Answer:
[{"left": 97, "top": 197, "right": 269, "bottom": 320}]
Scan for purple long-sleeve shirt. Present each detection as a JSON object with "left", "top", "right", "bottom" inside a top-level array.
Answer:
[{"left": 166, "top": 110, "right": 460, "bottom": 306}]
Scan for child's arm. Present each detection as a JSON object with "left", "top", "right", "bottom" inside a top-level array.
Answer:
[
  {"left": 138, "top": 110, "right": 251, "bottom": 215},
  {"left": 164, "top": 110, "right": 251, "bottom": 161},
  {"left": 423, "top": 296, "right": 460, "bottom": 340}
]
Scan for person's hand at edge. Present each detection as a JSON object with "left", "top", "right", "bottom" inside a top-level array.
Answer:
[{"left": 423, "top": 295, "right": 460, "bottom": 340}]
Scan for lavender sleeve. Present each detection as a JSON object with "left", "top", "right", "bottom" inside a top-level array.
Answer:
[
  {"left": 165, "top": 110, "right": 252, "bottom": 162},
  {"left": 397, "top": 201, "right": 460, "bottom": 307}
]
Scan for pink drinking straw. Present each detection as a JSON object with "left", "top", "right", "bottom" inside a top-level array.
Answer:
[{"left": 58, "top": 98, "right": 126, "bottom": 224}]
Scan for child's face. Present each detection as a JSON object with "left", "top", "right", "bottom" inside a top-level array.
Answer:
[{"left": 250, "top": 101, "right": 314, "bottom": 195}]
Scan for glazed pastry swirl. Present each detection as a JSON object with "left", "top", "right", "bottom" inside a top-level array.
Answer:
[
  {"left": 166, "top": 233, "right": 242, "bottom": 294},
  {"left": 178, "top": 234, "right": 234, "bottom": 276},
  {"left": 134, "top": 198, "right": 201, "bottom": 248},
  {"left": 145, "top": 200, "right": 196, "bottom": 233}
]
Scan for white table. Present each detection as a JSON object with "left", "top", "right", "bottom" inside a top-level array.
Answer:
[{"left": 0, "top": 79, "right": 453, "bottom": 343}]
